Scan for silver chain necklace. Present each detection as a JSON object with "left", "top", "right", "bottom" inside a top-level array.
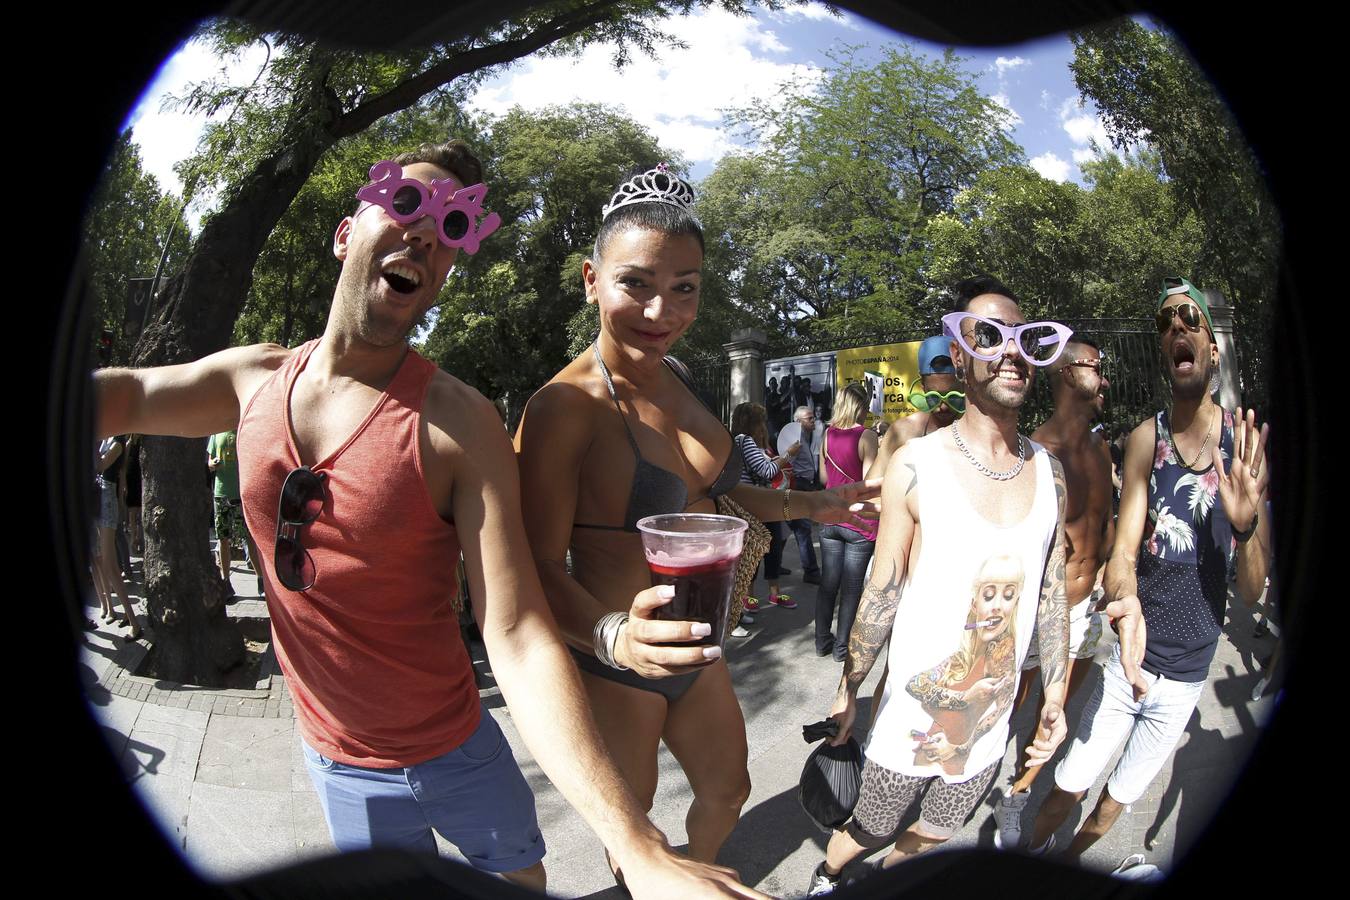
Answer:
[{"left": 952, "top": 421, "right": 1026, "bottom": 481}]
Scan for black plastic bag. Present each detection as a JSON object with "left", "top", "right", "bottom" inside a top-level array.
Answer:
[{"left": 799, "top": 734, "right": 864, "bottom": 832}]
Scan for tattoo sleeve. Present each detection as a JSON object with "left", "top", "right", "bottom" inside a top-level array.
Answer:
[
  {"left": 1037, "top": 456, "right": 1071, "bottom": 696},
  {"left": 840, "top": 562, "right": 904, "bottom": 695}
]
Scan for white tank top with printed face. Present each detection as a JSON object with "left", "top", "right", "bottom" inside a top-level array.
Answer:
[{"left": 865, "top": 431, "right": 1058, "bottom": 783}]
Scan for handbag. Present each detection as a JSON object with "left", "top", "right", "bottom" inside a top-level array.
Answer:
[{"left": 714, "top": 492, "right": 771, "bottom": 635}]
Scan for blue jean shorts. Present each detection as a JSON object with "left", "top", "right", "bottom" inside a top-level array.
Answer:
[{"left": 302, "top": 708, "right": 545, "bottom": 873}]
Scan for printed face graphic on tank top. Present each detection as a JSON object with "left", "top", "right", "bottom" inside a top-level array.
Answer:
[{"left": 904, "top": 554, "right": 1024, "bottom": 776}]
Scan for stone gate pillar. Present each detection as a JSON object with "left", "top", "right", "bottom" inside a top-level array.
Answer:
[
  {"left": 1205, "top": 288, "right": 1241, "bottom": 410},
  {"left": 723, "top": 328, "right": 767, "bottom": 415}
]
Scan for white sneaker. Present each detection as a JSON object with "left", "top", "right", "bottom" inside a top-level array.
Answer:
[
  {"left": 731, "top": 625, "right": 750, "bottom": 638},
  {"left": 807, "top": 863, "right": 841, "bottom": 896}
]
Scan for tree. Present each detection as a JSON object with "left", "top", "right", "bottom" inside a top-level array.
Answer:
[
  {"left": 118, "top": 1, "right": 774, "bottom": 685},
  {"left": 701, "top": 43, "right": 1022, "bottom": 342},
  {"left": 1070, "top": 18, "right": 1278, "bottom": 410},
  {"left": 82, "top": 132, "right": 191, "bottom": 364},
  {"left": 421, "top": 103, "right": 675, "bottom": 426},
  {"left": 927, "top": 150, "right": 1203, "bottom": 320}
]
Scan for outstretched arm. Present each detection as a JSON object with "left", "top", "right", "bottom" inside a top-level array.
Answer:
[
  {"left": 95, "top": 344, "right": 289, "bottom": 439},
  {"left": 827, "top": 445, "right": 918, "bottom": 745},
  {"left": 1027, "top": 455, "right": 1071, "bottom": 768}
]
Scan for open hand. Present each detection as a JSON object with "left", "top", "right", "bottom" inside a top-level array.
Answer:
[
  {"left": 1024, "top": 703, "right": 1067, "bottom": 768},
  {"left": 1098, "top": 592, "right": 1149, "bottom": 699},
  {"left": 812, "top": 478, "right": 884, "bottom": 524},
  {"left": 1212, "top": 406, "right": 1269, "bottom": 535},
  {"left": 614, "top": 585, "right": 722, "bottom": 678}
]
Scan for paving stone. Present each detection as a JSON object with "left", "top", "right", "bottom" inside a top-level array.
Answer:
[
  {"left": 290, "top": 790, "right": 334, "bottom": 859},
  {"left": 123, "top": 703, "right": 208, "bottom": 784},
  {"left": 185, "top": 781, "right": 298, "bottom": 881},
  {"left": 87, "top": 691, "right": 145, "bottom": 761},
  {"left": 197, "top": 716, "right": 294, "bottom": 793}
]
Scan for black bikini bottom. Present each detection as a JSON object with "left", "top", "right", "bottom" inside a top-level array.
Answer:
[{"left": 568, "top": 646, "right": 704, "bottom": 703}]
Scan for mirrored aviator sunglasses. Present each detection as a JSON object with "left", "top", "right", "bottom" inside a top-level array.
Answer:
[
  {"left": 1155, "top": 302, "right": 1205, "bottom": 334},
  {"left": 274, "top": 466, "right": 327, "bottom": 592}
]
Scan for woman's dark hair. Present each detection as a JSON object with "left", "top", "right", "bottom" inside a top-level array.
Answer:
[{"left": 593, "top": 166, "right": 704, "bottom": 263}]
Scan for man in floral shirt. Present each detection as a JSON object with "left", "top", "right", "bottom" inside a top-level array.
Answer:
[{"left": 1024, "top": 277, "right": 1271, "bottom": 864}]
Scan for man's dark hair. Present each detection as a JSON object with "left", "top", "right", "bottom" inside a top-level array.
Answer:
[
  {"left": 593, "top": 166, "right": 704, "bottom": 264},
  {"left": 951, "top": 274, "right": 1019, "bottom": 313},
  {"left": 392, "top": 140, "right": 484, "bottom": 191},
  {"left": 1069, "top": 336, "right": 1101, "bottom": 353}
]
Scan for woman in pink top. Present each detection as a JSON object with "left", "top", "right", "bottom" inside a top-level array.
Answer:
[{"left": 815, "top": 383, "right": 879, "bottom": 661}]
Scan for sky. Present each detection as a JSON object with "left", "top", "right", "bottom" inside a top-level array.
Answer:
[{"left": 124, "top": 3, "right": 1117, "bottom": 206}]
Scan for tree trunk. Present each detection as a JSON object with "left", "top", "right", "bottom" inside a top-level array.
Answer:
[{"left": 132, "top": 140, "right": 333, "bottom": 685}]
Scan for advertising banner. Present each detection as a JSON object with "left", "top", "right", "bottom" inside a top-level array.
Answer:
[{"left": 833, "top": 340, "right": 927, "bottom": 423}]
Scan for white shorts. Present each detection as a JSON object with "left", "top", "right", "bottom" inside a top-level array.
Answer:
[
  {"left": 1052, "top": 644, "right": 1203, "bottom": 804},
  {"left": 1021, "top": 588, "right": 1105, "bottom": 672}
]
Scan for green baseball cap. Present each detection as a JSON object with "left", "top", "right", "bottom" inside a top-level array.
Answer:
[{"left": 1158, "top": 276, "right": 1214, "bottom": 334}]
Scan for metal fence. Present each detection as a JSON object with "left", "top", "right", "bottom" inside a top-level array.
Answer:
[{"left": 685, "top": 354, "right": 732, "bottom": 424}]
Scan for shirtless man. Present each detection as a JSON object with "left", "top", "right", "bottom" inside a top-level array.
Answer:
[
  {"left": 865, "top": 334, "right": 964, "bottom": 481},
  {"left": 95, "top": 142, "right": 762, "bottom": 899},
  {"left": 993, "top": 337, "right": 1114, "bottom": 849}
]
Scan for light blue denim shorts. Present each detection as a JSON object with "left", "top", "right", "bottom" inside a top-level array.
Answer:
[{"left": 302, "top": 708, "right": 545, "bottom": 873}]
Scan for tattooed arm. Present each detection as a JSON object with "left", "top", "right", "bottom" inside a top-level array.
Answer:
[
  {"left": 1026, "top": 453, "right": 1071, "bottom": 768},
  {"left": 827, "top": 444, "right": 919, "bottom": 745}
]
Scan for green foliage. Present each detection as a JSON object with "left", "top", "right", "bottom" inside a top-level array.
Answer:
[
  {"left": 1070, "top": 17, "right": 1278, "bottom": 409},
  {"left": 420, "top": 103, "right": 675, "bottom": 420},
  {"left": 927, "top": 150, "right": 1204, "bottom": 321},
  {"left": 701, "top": 43, "right": 1023, "bottom": 341},
  {"left": 82, "top": 132, "right": 192, "bottom": 363}
]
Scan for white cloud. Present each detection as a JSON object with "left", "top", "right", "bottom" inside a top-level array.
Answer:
[
  {"left": 1039, "top": 89, "right": 1053, "bottom": 111},
  {"left": 468, "top": 8, "right": 823, "bottom": 166},
  {"left": 1030, "top": 152, "right": 1071, "bottom": 182},
  {"left": 1056, "top": 96, "right": 1112, "bottom": 165},
  {"left": 127, "top": 37, "right": 272, "bottom": 198},
  {"left": 994, "top": 56, "right": 1029, "bottom": 77},
  {"left": 991, "top": 92, "right": 1022, "bottom": 129},
  {"left": 772, "top": 2, "right": 861, "bottom": 28}
]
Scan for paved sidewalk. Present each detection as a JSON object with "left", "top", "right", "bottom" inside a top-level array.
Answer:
[{"left": 83, "top": 537, "right": 1281, "bottom": 896}]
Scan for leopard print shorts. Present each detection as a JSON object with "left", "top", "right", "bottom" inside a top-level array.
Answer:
[{"left": 846, "top": 757, "right": 1000, "bottom": 846}]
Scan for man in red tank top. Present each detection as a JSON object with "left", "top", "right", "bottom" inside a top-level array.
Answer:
[{"left": 95, "top": 142, "right": 764, "bottom": 900}]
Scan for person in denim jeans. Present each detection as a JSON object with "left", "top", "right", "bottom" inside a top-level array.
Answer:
[{"left": 816, "top": 384, "right": 878, "bottom": 659}]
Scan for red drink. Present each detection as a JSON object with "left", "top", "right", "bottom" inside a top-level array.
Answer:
[{"left": 647, "top": 555, "right": 739, "bottom": 648}]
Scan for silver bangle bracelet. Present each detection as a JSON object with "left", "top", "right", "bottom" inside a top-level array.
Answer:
[{"left": 593, "top": 612, "right": 630, "bottom": 670}]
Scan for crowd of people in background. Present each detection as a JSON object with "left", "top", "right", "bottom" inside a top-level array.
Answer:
[{"left": 88, "top": 146, "right": 1276, "bottom": 898}]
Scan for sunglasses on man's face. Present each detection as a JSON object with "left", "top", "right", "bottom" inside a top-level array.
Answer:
[
  {"left": 274, "top": 466, "right": 327, "bottom": 592},
  {"left": 354, "top": 160, "right": 502, "bottom": 254},
  {"left": 908, "top": 389, "right": 966, "bottom": 414},
  {"left": 1155, "top": 302, "right": 1207, "bottom": 335},
  {"left": 941, "top": 312, "right": 1074, "bottom": 367}
]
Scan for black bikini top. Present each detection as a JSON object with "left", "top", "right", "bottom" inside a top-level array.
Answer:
[{"left": 574, "top": 345, "right": 742, "bottom": 533}]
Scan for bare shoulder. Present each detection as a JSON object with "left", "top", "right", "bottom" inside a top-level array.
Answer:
[
  {"left": 422, "top": 369, "right": 510, "bottom": 459},
  {"left": 514, "top": 359, "right": 601, "bottom": 454},
  {"left": 231, "top": 342, "right": 292, "bottom": 393}
]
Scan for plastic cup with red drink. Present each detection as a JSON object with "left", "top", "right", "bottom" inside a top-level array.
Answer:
[{"left": 636, "top": 513, "right": 748, "bottom": 650}]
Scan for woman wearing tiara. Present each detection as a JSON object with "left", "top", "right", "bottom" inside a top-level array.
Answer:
[{"left": 514, "top": 165, "right": 879, "bottom": 873}]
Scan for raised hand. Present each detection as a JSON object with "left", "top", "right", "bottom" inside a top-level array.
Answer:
[{"left": 1212, "top": 406, "right": 1269, "bottom": 534}]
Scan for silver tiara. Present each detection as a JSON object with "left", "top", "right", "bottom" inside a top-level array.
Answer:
[{"left": 601, "top": 163, "right": 696, "bottom": 219}]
